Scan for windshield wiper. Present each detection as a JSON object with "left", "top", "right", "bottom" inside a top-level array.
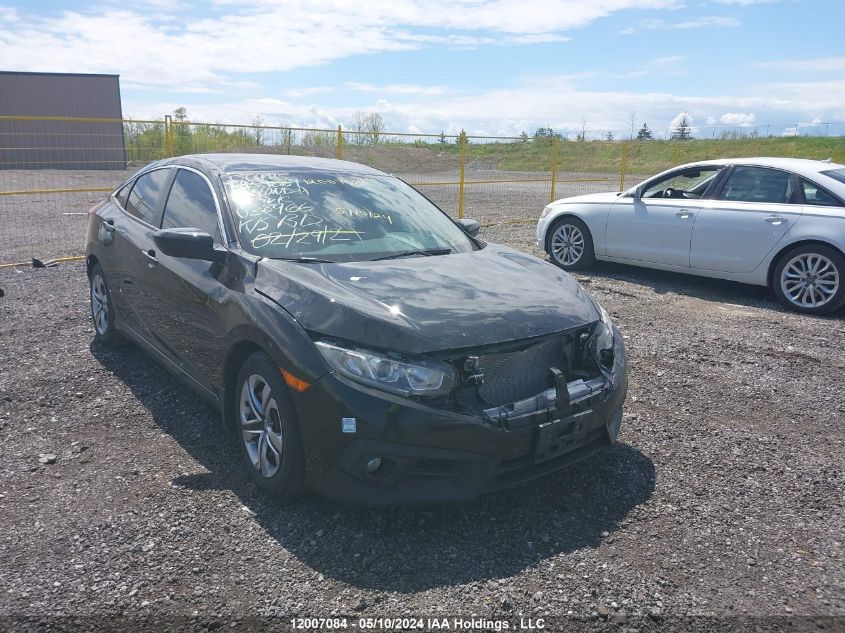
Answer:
[
  {"left": 370, "top": 248, "right": 452, "bottom": 261},
  {"left": 273, "top": 255, "right": 335, "bottom": 263}
]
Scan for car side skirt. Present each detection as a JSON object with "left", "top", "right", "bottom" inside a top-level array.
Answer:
[{"left": 596, "top": 255, "right": 770, "bottom": 286}]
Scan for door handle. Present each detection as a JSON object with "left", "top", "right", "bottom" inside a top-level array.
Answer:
[
  {"left": 675, "top": 209, "right": 693, "bottom": 218},
  {"left": 764, "top": 215, "right": 786, "bottom": 225},
  {"left": 141, "top": 249, "right": 158, "bottom": 266}
]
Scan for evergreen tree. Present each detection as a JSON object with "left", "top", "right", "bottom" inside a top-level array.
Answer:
[
  {"left": 636, "top": 123, "right": 653, "bottom": 140},
  {"left": 671, "top": 115, "right": 693, "bottom": 140}
]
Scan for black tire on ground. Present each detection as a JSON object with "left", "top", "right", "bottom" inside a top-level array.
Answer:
[
  {"left": 772, "top": 244, "right": 845, "bottom": 315},
  {"left": 234, "top": 352, "right": 306, "bottom": 499},
  {"left": 546, "top": 216, "right": 596, "bottom": 271},
  {"left": 88, "top": 263, "right": 125, "bottom": 347}
]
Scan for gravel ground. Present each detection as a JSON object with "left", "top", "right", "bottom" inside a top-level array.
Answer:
[{"left": 1, "top": 222, "right": 844, "bottom": 631}]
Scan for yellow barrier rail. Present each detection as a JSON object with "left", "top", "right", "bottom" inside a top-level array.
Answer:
[
  {"left": 411, "top": 178, "right": 611, "bottom": 187},
  {"left": 0, "top": 255, "right": 85, "bottom": 269},
  {"left": 0, "top": 187, "right": 113, "bottom": 196}
]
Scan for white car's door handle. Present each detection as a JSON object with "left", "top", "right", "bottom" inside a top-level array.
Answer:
[
  {"left": 675, "top": 209, "right": 693, "bottom": 218},
  {"left": 764, "top": 215, "right": 786, "bottom": 225}
]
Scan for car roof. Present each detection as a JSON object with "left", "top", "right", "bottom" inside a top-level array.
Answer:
[
  {"left": 686, "top": 156, "right": 844, "bottom": 177},
  {"left": 157, "top": 153, "right": 390, "bottom": 177}
]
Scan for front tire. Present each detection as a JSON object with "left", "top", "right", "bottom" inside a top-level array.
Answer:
[
  {"left": 89, "top": 263, "right": 124, "bottom": 346},
  {"left": 547, "top": 217, "right": 596, "bottom": 271},
  {"left": 772, "top": 244, "right": 845, "bottom": 315},
  {"left": 234, "top": 352, "right": 306, "bottom": 499}
]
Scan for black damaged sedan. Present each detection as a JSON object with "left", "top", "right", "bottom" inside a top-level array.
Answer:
[{"left": 86, "top": 154, "right": 627, "bottom": 504}]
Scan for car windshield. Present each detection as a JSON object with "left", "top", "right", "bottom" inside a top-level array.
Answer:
[{"left": 223, "top": 171, "right": 475, "bottom": 262}]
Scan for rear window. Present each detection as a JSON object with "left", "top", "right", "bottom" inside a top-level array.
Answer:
[
  {"left": 820, "top": 168, "right": 845, "bottom": 185},
  {"left": 223, "top": 171, "right": 474, "bottom": 262}
]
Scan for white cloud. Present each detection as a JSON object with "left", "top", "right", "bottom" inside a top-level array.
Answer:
[
  {"left": 714, "top": 0, "right": 776, "bottom": 5},
  {"left": 620, "top": 15, "right": 739, "bottom": 33},
  {"left": 614, "top": 55, "right": 685, "bottom": 78},
  {"left": 0, "top": 6, "right": 18, "bottom": 22},
  {"left": 214, "top": 0, "right": 682, "bottom": 35},
  {"left": 719, "top": 112, "right": 755, "bottom": 125},
  {"left": 706, "top": 116, "right": 717, "bottom": 124},
  {"left": 782, "top": 126, "right": 798, "bottom": 137},
  {"left": 0, "top": 1, "right": 681, "bottom": 92},
  {"left": 756, "top": 56, "right": 845, "bottom": 73},
  {"left": 285, "top": 87, "right": 334, "bottom": 98},
  {"left": 347, "top": 82, "right": 448, "bottom": 96}
]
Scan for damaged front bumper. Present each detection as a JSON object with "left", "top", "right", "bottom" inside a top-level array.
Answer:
[{"left": 291, "top": 328, "right": 628, "bottom": 504}]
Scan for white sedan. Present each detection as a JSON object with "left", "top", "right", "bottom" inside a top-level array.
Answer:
[{"left": 537, "top": 157, "right": 845, "bottom": 315}]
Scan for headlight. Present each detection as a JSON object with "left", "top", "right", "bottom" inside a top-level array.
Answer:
[
  {"left": 594, "top": 304, "right": 614, "bottom": 351},
  {"left": 540, "top": 205, "right": 554, "bottom": 219},
  {"left": 315, "top": 340, "right": 455, "bottom": 397},
  {"left": 590, "top": 304, "right": 615, "bottom": 368}
]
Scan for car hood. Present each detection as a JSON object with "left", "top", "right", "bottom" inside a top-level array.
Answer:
[
  {"left": 255, "top": 245, "right": 599, "bottom": 354},
  {"left": 553, "top": 191, "right": 622, "bottom": 205}
]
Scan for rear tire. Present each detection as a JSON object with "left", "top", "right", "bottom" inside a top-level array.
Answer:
[
  {"left": 234, "top": 352, "right": 306, "bottom": 499},
  {"left": 89, "top": 263, "right": 125, "bottom": 347},
  {"left": 772, "top": 244, "right": 845, "bottom": 315},
  {"left": 546, "top": 217, "right": 596, "bottom": 271}
]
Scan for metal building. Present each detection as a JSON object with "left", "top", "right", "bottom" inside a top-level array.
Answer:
[{"left": 0, "top": 71, "right": 126, "bottom": 169}]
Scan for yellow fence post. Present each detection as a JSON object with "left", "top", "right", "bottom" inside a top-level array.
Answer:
[
  {"left": 619, "top": 141, "right": 630, "bottom": 191},
  {"left": 549, "top": 137, "right": 559, "bottom": 203},
  {"left": 337, "top": 125, "right": 343, "bottom": 160},
  {"left": 164, "top": 115, "right": 174, "bottom": 157},
  {"left": 458, "top": 131, "right": 467, "bottom": 219}
]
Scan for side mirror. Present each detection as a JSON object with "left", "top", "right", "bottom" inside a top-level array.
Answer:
[
  {"left": 632, "top": 187, "right": 642, "bottom": 201},
  {"left": 458, "top": 218, "right": 481, "bottom": 237},
  {"left": 153, "top": 228, "right": 226, "bottom": 263}
]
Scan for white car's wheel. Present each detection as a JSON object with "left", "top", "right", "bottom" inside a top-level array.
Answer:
[
  {"left": 547, "top": 217, "right": 595, "bottom": 271},
  {"left": 773, "top": 245, "right": 845, "bottom": 315}
]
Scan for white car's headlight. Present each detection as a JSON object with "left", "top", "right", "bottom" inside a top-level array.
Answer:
[
  {"left": 316, "top": 340, "right": 455, "bottom": 397},
  {"left": 540, "top": 205, "right": 554, "bottom": 219}
]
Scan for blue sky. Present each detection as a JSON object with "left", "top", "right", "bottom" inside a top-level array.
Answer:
[{"left": 1, "top": 0, "right": 844, "bottom": 137}]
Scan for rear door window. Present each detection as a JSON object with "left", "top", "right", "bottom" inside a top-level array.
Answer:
[
  {"left": 717, "top": 166, "right": 796, "bottom": 204},
  {"left": 125, "top": 168, "right": 170, "bottom": 225},
  {"left": 161, "top": 169, "right": 220, "bottom": 240}
]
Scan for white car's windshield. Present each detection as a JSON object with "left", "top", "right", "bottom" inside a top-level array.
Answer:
[{"left": 224, "top": 171, "right": 475, "bottom": 262}]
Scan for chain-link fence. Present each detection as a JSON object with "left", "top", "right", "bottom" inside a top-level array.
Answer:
[{"left": 2, "top": 115, "right": 843, "bottom": 265}]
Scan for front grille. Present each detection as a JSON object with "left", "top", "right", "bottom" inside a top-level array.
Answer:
[{"left": 477, "top": 336, "right": 565, "bottom": 407}]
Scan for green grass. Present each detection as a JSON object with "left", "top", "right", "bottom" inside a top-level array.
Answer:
[{"left": 416, "top": 136, "right": 845, "bottom": 175}]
